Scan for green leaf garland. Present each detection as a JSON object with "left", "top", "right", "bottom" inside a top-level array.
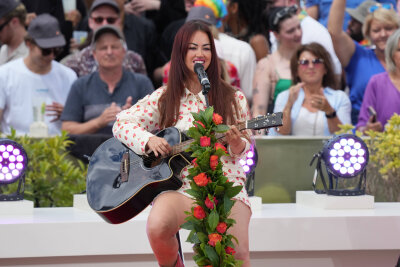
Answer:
[{"left": 181, "top": 106, "right": 242, "bottom": 267}]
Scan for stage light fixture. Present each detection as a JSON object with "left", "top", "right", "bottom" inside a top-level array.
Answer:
[
  {"left": 310, "top": 134, "right": 369, "bottom": 196},
  {"left": 241, "top": 144, "right": 258, "bottom": 196},
  {"left": 0, "top": 139, "right": 28, "bottom": 201}
]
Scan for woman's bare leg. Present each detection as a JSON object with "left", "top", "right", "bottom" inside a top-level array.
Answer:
[
  {"left": 147, "top": 192, "right": 251, "bottom": 267},
  {"left": 146, "top": 192, "right": 193, "bottom": 267},
  {"left": 228, "top": 200, "right": 252, "bottom": 267}
]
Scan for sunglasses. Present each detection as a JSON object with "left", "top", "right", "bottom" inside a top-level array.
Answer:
[
  {"left": 0, "top": 17, "right": 12, "bottom": 32},
  {"left": 29, "top": 39, "right": 63, "bottom": 56},
  {"left": 40, "top": 47, "right": 63, "bottom": 56},
  {"left": 369, "top": 3, "right": 393, "bottom": 13},
  {"left": 298, "top": 58, "right": 324, "bottom": 67},
  {"left": 91, "top": 16, "right": 118, "bottom": 24},
  {"left": 272, "top": 5, "right": 298, "bottom": 28}
]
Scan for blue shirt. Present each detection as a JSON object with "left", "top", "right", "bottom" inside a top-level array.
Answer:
[
  {"left": 345, "top": 41, "right": 385, "bottom": 112},
  {"left": 270, "top": 87, "right": 352, "bottom": 136},
  {"left": 61, "top": 70, "right": 154, "bottom": 134},
  {"left": 305, "top": 0, "right": 397, "bottom": 29}
]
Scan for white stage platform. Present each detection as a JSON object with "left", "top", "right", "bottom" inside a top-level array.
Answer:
[{"left": 1, "top": 196, "right": 400, "bottom": 267}]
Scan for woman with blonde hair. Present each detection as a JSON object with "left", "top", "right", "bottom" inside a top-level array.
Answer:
[
  {"left": 357, "top": 28, "right": 400, "bottom": 133},
  {"left": 328, "top": 0, "right": 400, "bottom": 124}
]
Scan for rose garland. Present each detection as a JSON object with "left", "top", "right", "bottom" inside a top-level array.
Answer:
[{"left": 181, "top": 106, "right": 243, "bottom": 267}]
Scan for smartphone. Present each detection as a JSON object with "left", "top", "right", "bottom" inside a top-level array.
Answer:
[{"left": 368, "top": 106, "right": 377, "bottom": 123}]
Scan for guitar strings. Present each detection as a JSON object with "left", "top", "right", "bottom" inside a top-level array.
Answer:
[{"left": 120, "top": 121, "right": 254, "bottom": 168}]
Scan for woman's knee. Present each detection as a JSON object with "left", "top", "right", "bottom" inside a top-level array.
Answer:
[{"left": 146, "top": 215, "right": 177, "bottom": 242}]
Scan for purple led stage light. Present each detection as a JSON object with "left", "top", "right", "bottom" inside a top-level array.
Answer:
[
  {"left": 240, "top": 145, "right": 257, "bottom": 174},
  {"left": 0, "top": 139, "right": 27, "bottom": 184},
  {"left": 322, "top": 134, "right": 369, "bottom": 178}
]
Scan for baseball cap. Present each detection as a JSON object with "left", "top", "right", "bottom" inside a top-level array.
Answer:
[
  {"left": 346, "top": 1, "right": 378, "bottom": 23},
  {"left": 186, "top": 6, "right": 217, "bottom": 26},
  {"left": 27, "top": 14, "right": 65, "bottom": 48},
  {"left": 0, "top": 0, "right": 20, "bottom": 19},
  {"left": 92, "top": 24, "right": 125, "bottom": 44},
  {"left": 90, "top": 0, "right": 120, "bottom": 14}
]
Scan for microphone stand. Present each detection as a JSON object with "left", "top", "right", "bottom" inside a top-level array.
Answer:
[{"left": 202, "top": 83, "right": 211, "bottom": 108}]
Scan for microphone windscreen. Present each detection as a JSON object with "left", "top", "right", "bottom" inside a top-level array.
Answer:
[{"left": 194, "top": 63, "right": 203, "bottom": 73}]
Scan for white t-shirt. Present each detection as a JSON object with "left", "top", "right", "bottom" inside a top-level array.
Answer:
[
  {"left": 292, "top": 107, "right": 325, "bottom": 136},
  {"left": 270, "top": 15, "right": 342, "bottom": 75},
  {"left": 218, "top": 33, "right": 257, "bottom": 101},
  {"left": 0, "top": 58, "right": 77, "bottom": 135}
]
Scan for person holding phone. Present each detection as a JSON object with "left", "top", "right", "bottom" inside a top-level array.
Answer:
[{"left": 356, "top": 29, "right": 400, "bottom": 133}]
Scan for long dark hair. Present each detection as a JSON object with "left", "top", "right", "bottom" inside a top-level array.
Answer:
[
  {"left": 158, "top": 20, "right": 240, "bottom": 128},
  {"left": 290, "top": 42, "right": 336, "bottom": 88}
]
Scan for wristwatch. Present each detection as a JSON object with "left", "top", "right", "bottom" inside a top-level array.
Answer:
[{"left": 325, "top": 110, "right": 337, "bottom": 118}]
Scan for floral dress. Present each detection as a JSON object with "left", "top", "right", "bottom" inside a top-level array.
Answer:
[{"left": 112, "top": 86, "right": 252, "bottom": 208}]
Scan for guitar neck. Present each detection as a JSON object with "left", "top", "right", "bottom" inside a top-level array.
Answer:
[
  {"left": 171, "top": 121, "right": 247, "bottom": 155},
  {"left": 169, "top": 112, "right": 283, "bottom": 155}
]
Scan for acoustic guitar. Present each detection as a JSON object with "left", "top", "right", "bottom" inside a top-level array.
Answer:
[{"left": 86, "top": 113, "right": 283, "bottom": 224}]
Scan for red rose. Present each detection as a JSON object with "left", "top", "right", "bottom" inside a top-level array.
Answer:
[
  {"left": 212, "top": 113, "right": 223, "bottom": 125},
  {"left": 208, "top": 233, "right": 222, "bottom": 247},
  {"left": 200, "top": 136, "right": 211, "bottom": 147},
  {"left": 192, "top": 158, "right": 198, "bottom": 167},
  {"left": 214, "top": 143, "right": 227, "bottom": 153},
  {"left": 216, "top": 222, "right": 227, "bottom": 234},
  {"left": 225, "top": 246, "right": 236, "bottom": 255},
  {"left": 193, "top": 205, "right": 206, "bottom": 220},
  {"left": 210, "top": 155, "right": 219, "bottom": 170},
  {"left": 193, "top": 173, "right": 209, "bottom": 187},
  {"left": 195, "top": 121, "right": 205, "bottom": 128},
  {"left": 205, "top": 196, "right": 218, "bottom": 209}
]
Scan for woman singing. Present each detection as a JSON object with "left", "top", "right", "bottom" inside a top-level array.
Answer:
[{"left": 112, "top": 20, "right": 252, "bottom": 267}]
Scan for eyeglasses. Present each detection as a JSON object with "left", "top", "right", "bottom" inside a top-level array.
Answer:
[
  {"left": 91, "top": 16, "right": 119, "bottom": 24},
  {"left": 369, "top": 3, "right": 393, "bottom": 13},
  {"left": 272, "top": 5, "right": 298, "bottom": 28},
  {"left": 298, "top": 58, "right": 324, "bottom": 67},
  {"left": 0, "top": 17, "right": 12, "bottom": 32}
]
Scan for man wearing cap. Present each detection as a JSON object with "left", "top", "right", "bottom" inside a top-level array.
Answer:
[
  {"left": 346, "top": 1, "right": 378, "bottom": 43},
  {"left": 63, "top": 0, "right": 147, "bottom": 78},
  {"left": 61, "top": 25, "right": 154, "bottom": 136},
  {"left": 0, "top": 14, "right": 77, "bottom": 135},
  {"left": 305, "top": 0, "right": 396, "bottom": 29},
  {"left": 0, "top": 0, "right": 28, "bottom": 65}
]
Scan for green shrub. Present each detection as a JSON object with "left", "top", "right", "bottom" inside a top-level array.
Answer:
[{"left": 1, "top": 130, "right": 87, "bottom": 207}]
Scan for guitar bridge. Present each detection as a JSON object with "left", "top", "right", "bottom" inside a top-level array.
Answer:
[{"left": 120, "top": 151, "right": 130, "bottom": 183}]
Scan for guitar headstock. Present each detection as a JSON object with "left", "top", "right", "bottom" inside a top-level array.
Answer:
[{"left": 247, "top": 112, "right": 283, "bottom": 130}]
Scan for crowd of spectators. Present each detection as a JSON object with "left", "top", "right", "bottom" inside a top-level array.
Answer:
[{"left": 0, "top": 0, "right": 399, "bottom": 156}]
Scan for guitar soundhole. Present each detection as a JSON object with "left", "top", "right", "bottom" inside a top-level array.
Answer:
[{"left": 143, "top": 154, "right": 162, "bottom": 168}]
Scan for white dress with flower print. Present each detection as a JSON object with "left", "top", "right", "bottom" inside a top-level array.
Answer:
[{"left": 112, "top": 86, "right": 252, "bottom": 208}]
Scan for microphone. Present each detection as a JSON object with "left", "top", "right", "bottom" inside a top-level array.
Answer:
[{"left": 194, "top": 63, "right": 211, "bottom": 93}]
